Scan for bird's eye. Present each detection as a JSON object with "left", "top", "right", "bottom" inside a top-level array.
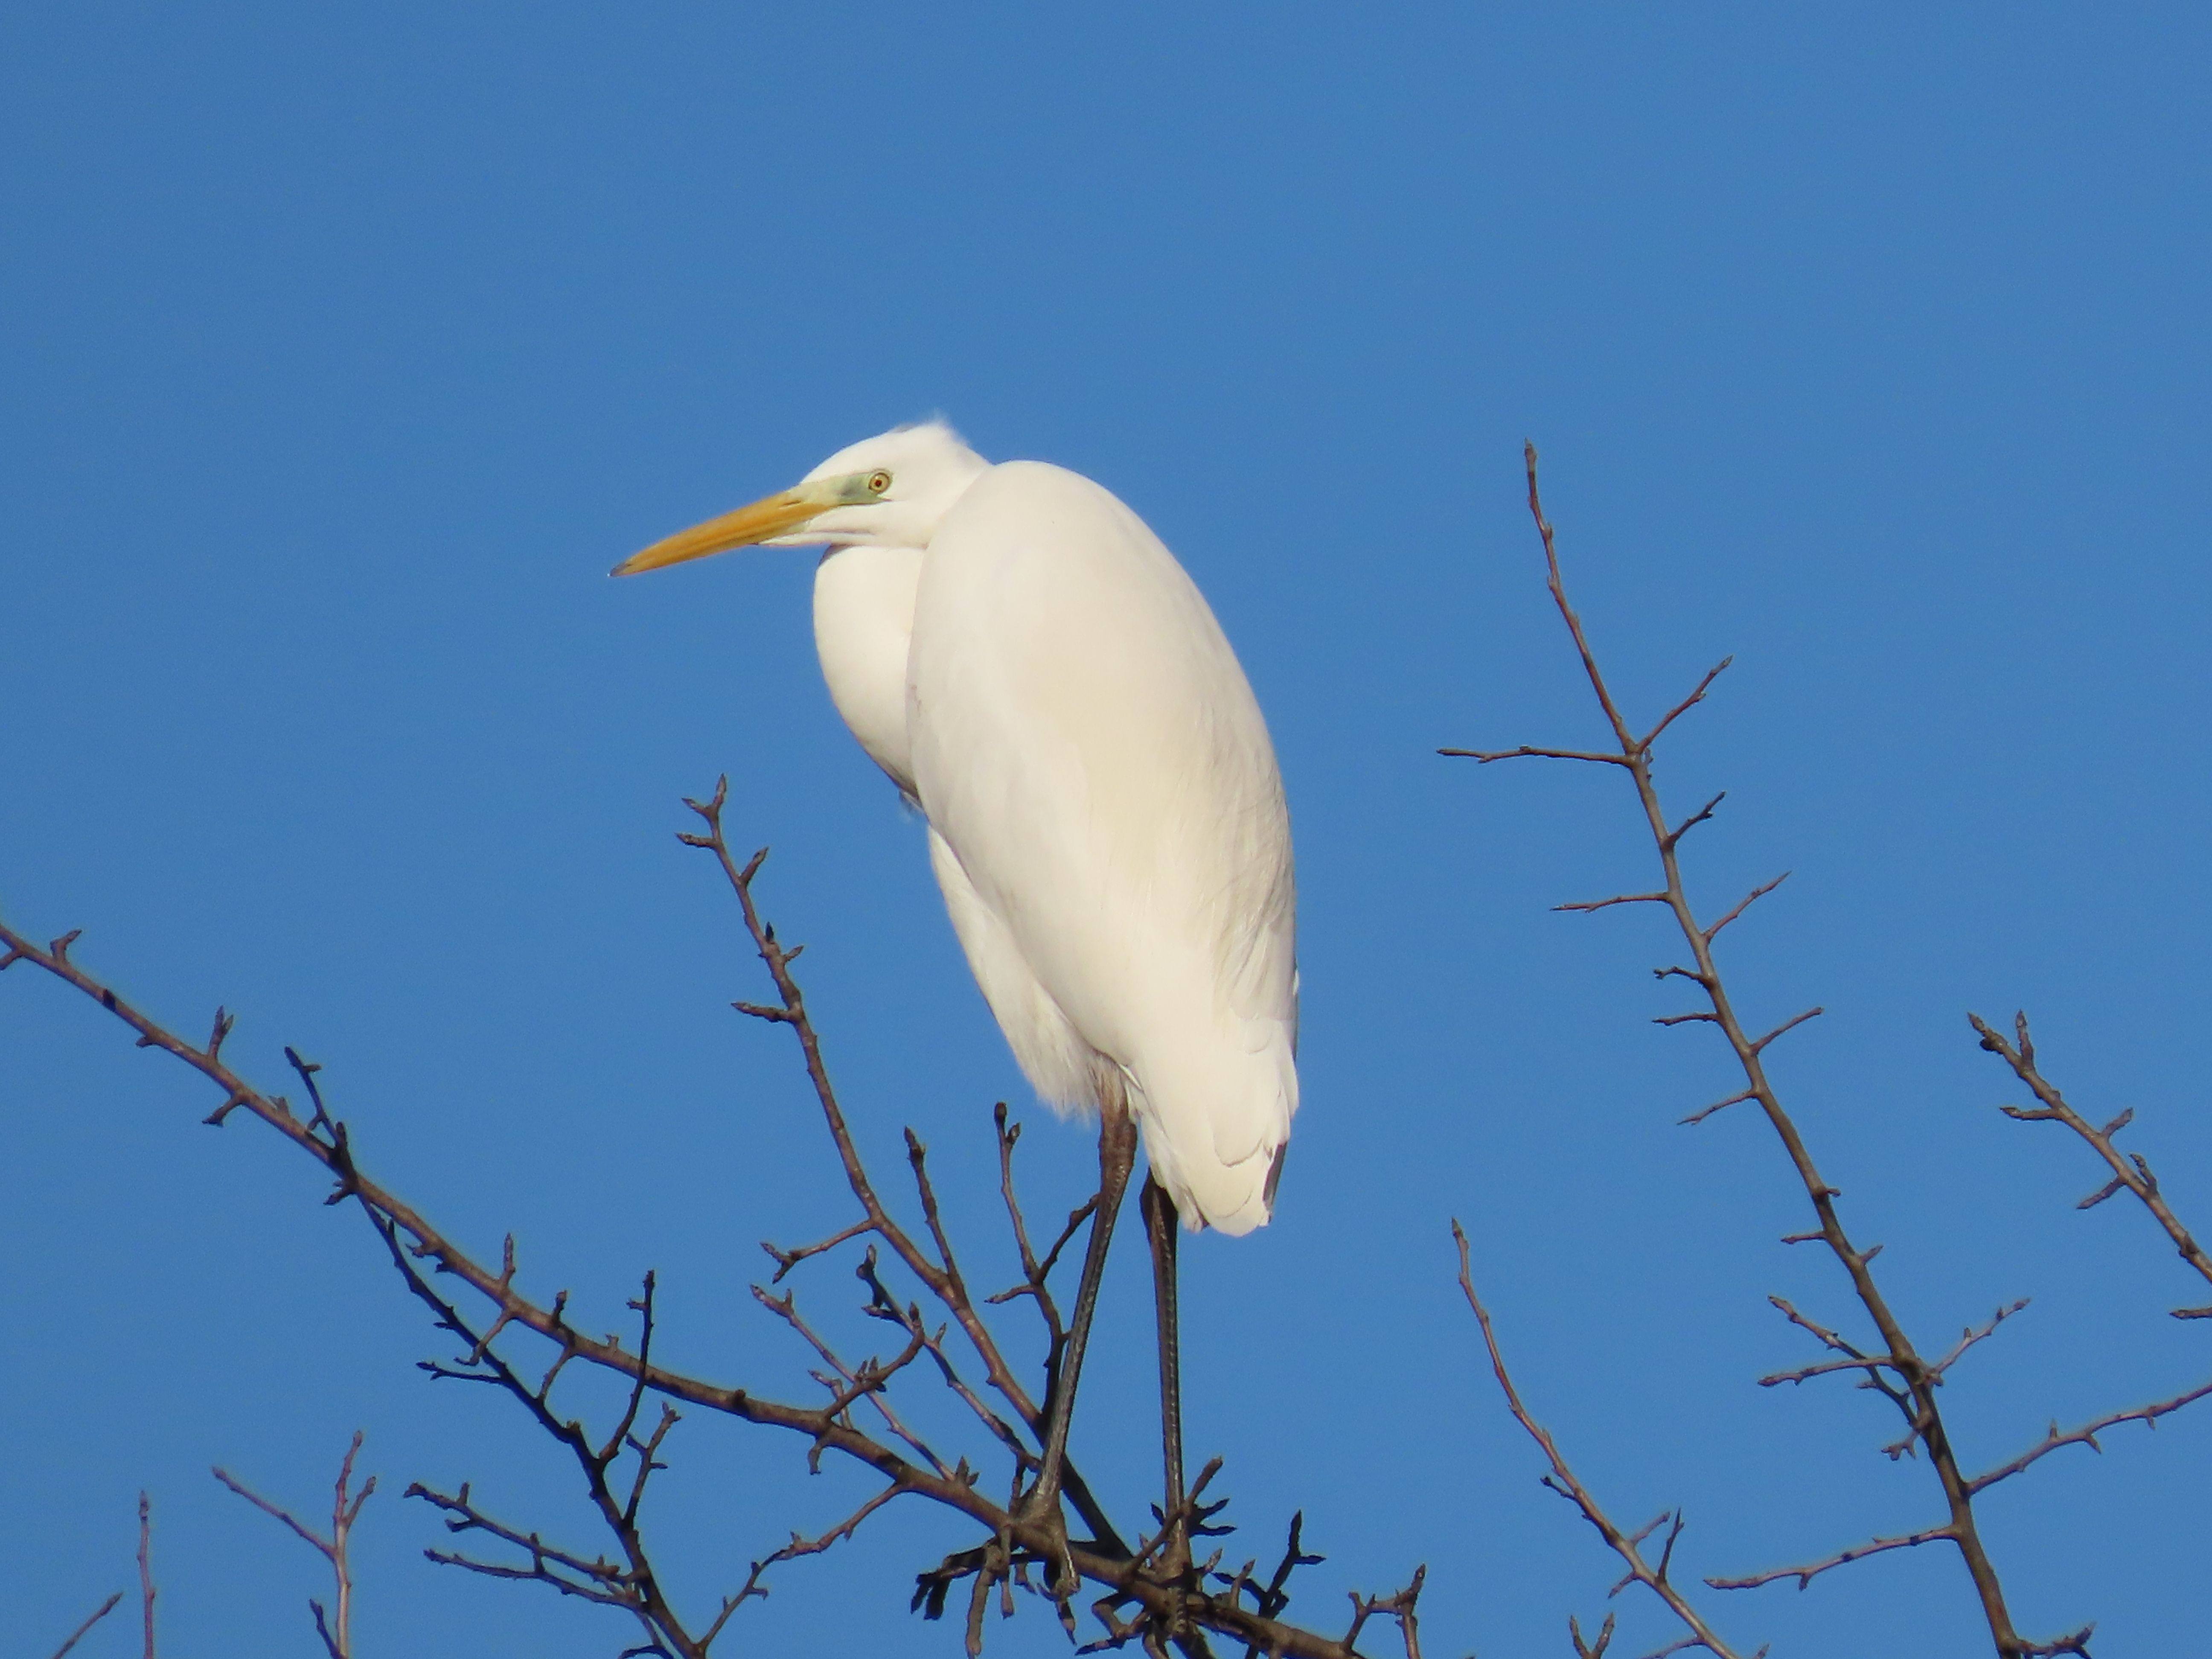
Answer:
[{"left": 867, "top": 470, "right": 892, "bottom": 494}]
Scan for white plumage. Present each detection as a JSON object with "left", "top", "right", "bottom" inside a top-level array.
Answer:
[{"left": 616, "top": 422, "right": 1297, "bottom": 1234}]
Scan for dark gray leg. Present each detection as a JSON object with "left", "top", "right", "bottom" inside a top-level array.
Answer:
[
  {"left": 1140, "top": 1170, "right": 1185, "bottom": 1545},
  {"left": 1029, "top": 1099, "right": 1136, "bottom": 1557}
]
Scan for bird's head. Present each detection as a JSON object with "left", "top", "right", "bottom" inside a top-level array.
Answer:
[{"left": 611, "top": 422, "right": 989, "bottom": 576}]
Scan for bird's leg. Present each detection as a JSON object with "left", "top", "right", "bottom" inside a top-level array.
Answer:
[
  {"left": 1140, "top": 1171, "right": 1190, "bottom": 1581},
  {"left": 1026, "top": 1096, "right": 1136, "bottom": 1590}
]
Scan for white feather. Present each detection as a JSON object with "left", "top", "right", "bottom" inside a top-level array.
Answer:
[
  {"left": 641, "top": 420, "right": 1300, "bottom": 1234},
  {"left": 901, "top": 458, "right": 1296, "bottom": 1234}
]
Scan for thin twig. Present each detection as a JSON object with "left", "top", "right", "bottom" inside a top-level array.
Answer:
[
  {"left": 46, "top": 1592, "right": 123, "bottom": 1659},
  {"left": 1679, "top": 1089, "right": 1756, "bottom": 1127},
  {"left": 1569, "top": 1610, "right": 1615, "bottom": 1659},
  {"left": 1972, "top": 1012, "right": 2212, "bottom": 1307},
  {"left": 1930, "top": 1301, "right": 2032, "bottom": 1381},
  {"left": 1643, "top": 663, "right": 1733, "bottom": 750},
  {"left": 1455, "top": 1225, "right": 1746, "bottom": 1659},
  {"left": 137, "top": 1492, "right": 154, "bottom": 1659},
  {"left": 1663, "top": 790, "right": 1728, "bottom": 851},
  {"left": 753, "top": 1282, "right": 950, "bottom": 1478},
  {"left": 762, "top": 1216, "right": 873, "bottom": 1283},
  {"left": 1343, "top": 1564, "right": 1426, "bottom": 1659},
  {"left": 1436, "top": 745, "right": 1632, "bottom": 767},
  {"left": 1703, "top": 875, "right": 1789, "bottom": 943},
  {"left": 213, "top": 1433, "right": 375, "bottom": 1659},
  {"left": 990, "top": 1100, "right": 1096, "bottom": 1352},
  {"left": 1706, "top": 1526, "right": 1954, "bottom": 1592},
  {"left": 1217, "top": 1511, "right": 1325, "bottom": 1653},
  {"left": 1965, "top": 1375, "right": 2212, "bottom": 1496},
  {"left": 1556, "top": 892, "right": 1670, "bottom": 914}
]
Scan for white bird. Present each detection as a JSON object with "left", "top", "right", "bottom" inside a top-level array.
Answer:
[{"left": 612, "top": 420, "right": 1298, "bottom": 1544}]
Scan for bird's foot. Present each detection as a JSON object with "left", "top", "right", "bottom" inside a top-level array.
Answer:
[
  {"left": 1012, "top": 1484, "right": 1081, "bottom": 1601},
  {"left": 1152, "top": 1517, "right": 1193, "bottom": 1586}
]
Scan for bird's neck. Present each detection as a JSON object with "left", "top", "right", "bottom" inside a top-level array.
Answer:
[{"left": 811, "top": 542, "right": 926, "bottom": 798}]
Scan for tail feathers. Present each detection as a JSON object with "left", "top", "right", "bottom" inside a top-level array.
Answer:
[{"left": 1137, "top": 1109, "right": 1285, "bottom": 1236}]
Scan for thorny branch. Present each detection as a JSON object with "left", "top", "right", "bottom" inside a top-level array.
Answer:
[
  {"left": 1440, "top": 442, "right": 2119, "bottom": 1659},
  {"left": 1954, "top": 1013, "right": 2212, "bottom": 1513},
  {"left": 1970, "top": 1013, "right": 2212, "bottom": 1316},
  {"left": 1453, "top": 1225, "right": 1751, "bottom": 1659},
  {"left": 1704, "top": 1525, "right": 1954, "bottom": 1592},
  {"left": 1965, "top": 1376, "right": 2212, "bottom": 1496},
  {"left": 0, "top": 793, "right": 1425, "bottom": 1659}
]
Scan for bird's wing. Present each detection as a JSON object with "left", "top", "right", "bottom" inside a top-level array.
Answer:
[
  {"left": 924, "top": 822, "right": 1100, "bottom": 1113},
  {"left": 908, "top": 461, "right": 1297, "bottom": 1233}
]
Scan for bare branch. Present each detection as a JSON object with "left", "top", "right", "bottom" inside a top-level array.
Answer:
[
  {"left": 1443, "top": 448, "right": 2034, "bottom": 1655},
  {"left": 214, "top": 1433, "right": 374, "bottom": 1659},
  {"left": 1972, "top": 1012, "right": 2212, "bottom": 1297},
  {"left": 1966, "top": 1375, "right": 2212, "bottom": 1496},
  {"left": 711, "top": 1482, "right": 910, "bottom": 1647},
  {"left": 0, "top": 916, "right": 1177, "bottom": 1651},
  {"left": 761, "top": 1217, "right": 873, "bottom": 1283},
  {"left": 905, "top": 1129, "right": 969, "bottom": 1289},
  {"left": 1343, "top": 1563, "right": 1425, "bottom": 1659},
  {"left": 752, "top": 1282, "right": 949, "bottom": 1478},
  {"left": 137, "top": 1492, "right": 154, "bottom": 1659},
  {"left": 1679, "top": 1089, "right": 1756, "bottom": 1127},
  {"left": 1569, "top": 1610, "right": 1615, "bottom": 1659},
  {"left": 408, "top": 1480, "right": 645, "bottom": 1613},
  {"left": 1748, "top": 1007, "right": 1822, "bottom": 1054},
  {"left": 1455, "top": 1225, "right": 1747, "bottom": 1659},
  {"left": 1758, "top": 1353, "right": 1899, "bottom": 1388},
  {"left": 1662, "top": 791, "right": 1728, "bottom": 852},
  {"left": 1518, "top": 442, "right": 1639, "bottom": 754},
  {"left": 1641, "top": 662, "right": 1733, "bottom": 751},
  {"left": 1702, "top": 874, "right": 1790, "bottom": 943},
  {"left": 1555, "top": 893, "right": 1669, "bottom": 914},
  {"left": 1929, "top": 1301, "right": 2032, "bottom": 1381},
  {"left": 1707, "top": 1525, "right": 1953, "bottom": 1592},
  {"left": 988, "top": 1100, "right": 1097, "bottom": 1382},
  {"left": 1436, "top": 745, "right": 1633, "bottom": 767},
  {"left": 2076, "top": 1176, "right": 2128, "bottom": 1212},
  {"left": 3, "top": 818, "right": 1451, "bottom": 1659},
  {"left": 213, "top": 1465, "right": 332, "bottom": 1556},
  {"left": 856, "top": 1248, "right": 1036, "bottom": 1476},
  {"left": 46, "top": 1592, "right": 123, "bottom": 1659},
  {"left": 1215, "top": 1511, "right": 1326, "bottom": 1646},
  {"left": 1765, "top": 1296, "right": 1863, "bottom": 1361}
]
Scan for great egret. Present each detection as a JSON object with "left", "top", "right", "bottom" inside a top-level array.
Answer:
[{"left": 613, "top": 422, "right": 1298, "bottom": 1552}]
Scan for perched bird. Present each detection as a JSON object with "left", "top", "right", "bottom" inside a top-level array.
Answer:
[{"left": 613, "top": 421, "right": 1297, "bottom": 1539}]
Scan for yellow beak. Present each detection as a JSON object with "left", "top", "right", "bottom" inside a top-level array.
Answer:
[{"left": 611, "top": 484, "right": 830, "bottom": 577}]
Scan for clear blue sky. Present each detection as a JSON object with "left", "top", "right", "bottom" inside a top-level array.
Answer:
[{"left": 5, "top": 6, "right": 2209, "bottom": 1654}]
